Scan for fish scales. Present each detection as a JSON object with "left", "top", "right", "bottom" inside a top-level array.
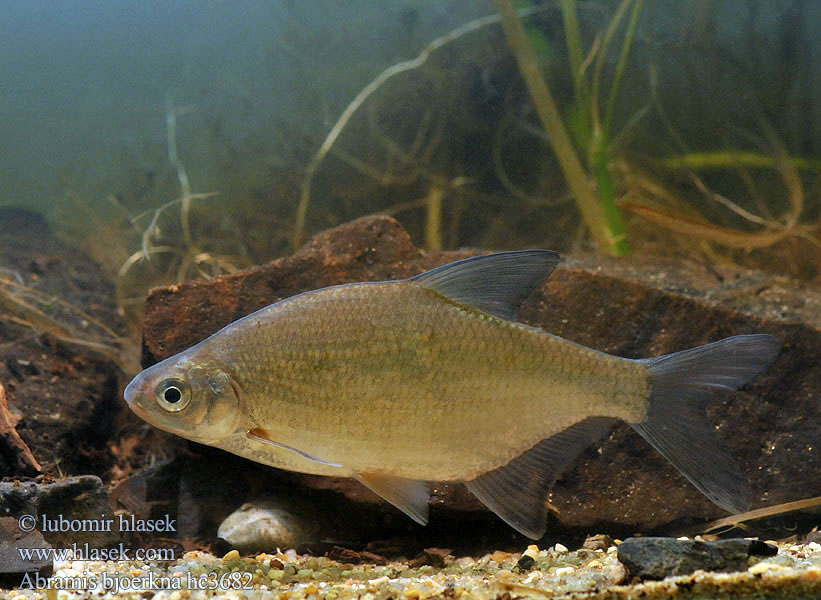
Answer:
[
  {"left": 125, "top": 250, "right": 779, "bottom": 538},
  {"left": 209, "top": 281, "right": 649, "bottom": 481}
]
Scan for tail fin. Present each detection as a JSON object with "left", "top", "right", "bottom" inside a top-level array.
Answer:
[{"left": 631, "top": 334, "right": 780, "bottom": 513}]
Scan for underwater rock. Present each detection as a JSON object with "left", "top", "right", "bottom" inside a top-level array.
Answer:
[
  {"left": 583, "top": 534, "right": 614, "bottom": 551},
  {"left": 805, "top": 530, "right": 821, "bottom": 544},
  {"left": 218, "top": 500, "right": 321, "bottom": 552},
  {"left": 141, "top": 215, "right": 471, "bottom": 362},
  {"left": 109, "top": 454, "right": 400, "bottom": 550},
  {"left": 0, "top": 207, "right": 126, "bottom": 480},
  {"left": 327, "top": 546, "right": 389, "bottom": 566},
  {"left": 515, "top": 554, "right": 536, "bottom": 570},
  {"left": 0, "top": 517, "right": 53, "bottom": 586},
  {"left": 109, "top": 454, "right": 257, "bottom": 541},
  {"left": 617, "top": 537, "right": 778, "bottom": 580},
  {"left": 0, "top": 475, "right": 117, "bottom": 547},
  {"left": 140, "top": 215, "right": 819, "bottom": 533}
]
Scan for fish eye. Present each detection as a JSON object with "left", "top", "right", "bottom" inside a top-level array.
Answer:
[{"left": 154, "top": 378, "right": 191, "bottom": 412}]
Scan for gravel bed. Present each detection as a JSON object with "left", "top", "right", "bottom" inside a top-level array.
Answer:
[{"left": 2, "top": 540, "right": 819, "bottom": 600}]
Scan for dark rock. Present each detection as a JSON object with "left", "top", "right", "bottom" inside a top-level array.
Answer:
[
  {"left": 109, "top": 454, "right": 403, "bottom": 548},
  {"left": 0, "top": 475, "right": 118, "bottom": 547},
  {"left": 407, "top": 553, "right": 428, "bottom": 569},
  {"left": 109, "top": 456, "right": 248, "bottom": 541},
  {"left": 359, "top": 550, "right": 389, "bottom": 565},
  {"left": 516, "top": 554, "right": 536, "bottom": 570},
  {"left": 0, "top": 517, "right": 53, "bottom": 587},
  {"left": 327, "top": 545, "right": 366, "bottom": 565},
  {"left": 423, "top": 547, "right": 452, "bottom": 568},
  {"left": 617, "top": 537, "right": 778, "bottom": 580},
  {"left": 408, "top": 547, "right": 453, "bottom": 568},
  {"left": 582, "top": 534, "right": 614, "bottom": 551},
  {"left": 325, "top": 546, "right": 389, "bottom": 566},
  {"left": 804, "top": 530, "right": 821, "bottom": 544},
  {"left": 139, "top": 215, "right": 819, "bottom": 532}
]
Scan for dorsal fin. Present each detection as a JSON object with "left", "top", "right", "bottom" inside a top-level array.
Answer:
[{"left": 410, "top": 250, "right": 559, "bottom": 321}]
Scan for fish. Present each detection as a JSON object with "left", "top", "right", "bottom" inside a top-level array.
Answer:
[{"left": 124, "top": 250, "right": 780, "bottom": 539}]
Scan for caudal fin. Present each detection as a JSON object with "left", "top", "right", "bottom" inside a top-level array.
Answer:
[{"left": 632, "top": 334, "right": 780, "bottom": 513}]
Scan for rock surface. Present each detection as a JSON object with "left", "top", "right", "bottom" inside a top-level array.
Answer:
[
  {"left": 617, "top": 537, "right": 778, "bottom": 580},
  {"left": 0, "top": 207, "right": 127, "bottom": 479},
  {"left": 0, "top": 475, "right": 118, "bottom": 547},
  {"left": 140, "top": 215, "right": 819, "bottom": 534},
  {"left": 0, "top": 517, "right": 53, "bottom": 586}
]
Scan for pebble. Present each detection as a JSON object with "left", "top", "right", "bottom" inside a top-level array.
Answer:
[
  {"left": 748, "top": 562, "right": 789, "bottom": 574},
  {"left": 222, "top": 549, "right": 240, "bottom": 563},
  {"left": 10, "top": 539, "right": 816, "bottom": 599},
  {"left": 617, "top": 536, "right": 778, "bottom": 580},
  {"left": 582, "top": 534, "right": 613, "bottom": 551}
]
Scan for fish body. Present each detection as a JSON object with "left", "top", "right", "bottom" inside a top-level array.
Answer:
[{"left": 125, "top": 251, "right": 779, "bottom": 538}]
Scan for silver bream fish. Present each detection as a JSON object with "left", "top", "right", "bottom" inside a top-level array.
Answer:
[{"left": 124, "top": 251, "right": 779, "bottom": 538}]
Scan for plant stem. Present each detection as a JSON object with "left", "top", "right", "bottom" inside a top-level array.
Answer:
[
  {"left": 293, "top": 5, "right": 551, "bottom": 250},
  {"left": 558, "top": 0, "right": 584, "bottom": 98},
  {"left": 590, "top": 0, "right": 632, "bottom": 136},
  {"left": 603, "top": 0, "right": 644, "bottom": 138},
  {"left": 495, "top": 0, "right": 621, "bottom": 254},
  {"left": 591, "top": 146, "right": 630, "bottom": 254},
  {"left": 659, "top": 151, "right": 821, "bottom": 172},
  {"left": 425, "top": 183, "right": 444, "bottom": 251},
  {"left": 588, "top": 0, "right": 640, "bottom": 256}
]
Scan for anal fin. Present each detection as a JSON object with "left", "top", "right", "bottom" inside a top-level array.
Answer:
[
  {"left": 465, "top": 417, "right": 616, "bottom": 539},
  {"left": 356, "top": 472, "right": 430, "bottom": 525}
]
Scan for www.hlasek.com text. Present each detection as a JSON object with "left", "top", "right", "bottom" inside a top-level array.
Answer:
[{"left": 18, "top": 542, "right": 176, "bottom": 563}]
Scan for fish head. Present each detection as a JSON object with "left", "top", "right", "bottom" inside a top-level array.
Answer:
[{"left": 124, "top": 352, "right": 242, "bottom": 444}]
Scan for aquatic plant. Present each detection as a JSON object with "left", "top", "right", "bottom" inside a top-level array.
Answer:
[
  {"left": 0, "top": 273, "right": 135, "bottom": 371},
  {"left": 495, "top": 0, "right": 643, "bottom": 256},
  {"left": 115, "top": 94, "right": 246, "bottom": 325},
  {"left": 704, "top": 496, "right": 821, "bottom": 535},
  {"left": 615, "top": 104, "right": 821, "bottom": 276},
  {"left": 294, "top": 2, "right": 649, "bottom": 256},
  {"left": 293, "top": 5, "right": 555, "bottom": 251}
]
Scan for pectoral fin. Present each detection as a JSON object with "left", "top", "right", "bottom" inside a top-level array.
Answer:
[
  {"left": 356, "top": 472, "right": 430, "bottom": 525},
  {"left": 465, "top": 417, "right": 616, "bottom": 539},
  {"left": 246, "top": 428, "right": 342, "bottom": 467}
]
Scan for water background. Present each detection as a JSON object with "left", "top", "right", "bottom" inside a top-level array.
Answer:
[{"left": 1, "top": 0, "right": 819, "bottom": 298}]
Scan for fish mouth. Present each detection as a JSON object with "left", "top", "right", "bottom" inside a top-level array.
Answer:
[{"left": 123, "top": 375, "right": 149, "bottom": 418}]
